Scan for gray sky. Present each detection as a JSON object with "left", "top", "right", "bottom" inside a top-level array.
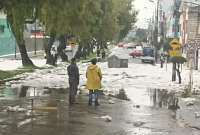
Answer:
[{"left": 134, "top": 0, "right": 155, "bottom": 29}]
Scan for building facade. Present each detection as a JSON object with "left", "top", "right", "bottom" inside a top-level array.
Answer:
[
  {"left": 179, "top": 0, "right": 200, "bottom": 69},
  {"left": 179, "top": 0, "right": 200, "bottom": 45}
]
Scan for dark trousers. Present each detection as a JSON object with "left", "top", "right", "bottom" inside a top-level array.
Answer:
[
  {"left": 161, "top": 61, "right": 164, "bottom": 68},
  {"left": 69, "top": 82, "right": 78, "bottom": 104},
  {"left": 89, "top": 90, "right": 99, "bottom": 103}
]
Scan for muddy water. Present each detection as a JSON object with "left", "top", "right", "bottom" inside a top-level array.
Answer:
[
  {"left": 128, "top": 88, "right": 179, "bottom": 109},
  {"left": 0, "top": 85, "right": 131, "bottom": 135},
  {"left": 0, "top": 85, "right": 68, "bottom": 134},
  {"left": 109, "top": 86, "right": 179, "bottom": 110},
  {"left": 0, "top": 85, "right": 198, "bottom": 135}
]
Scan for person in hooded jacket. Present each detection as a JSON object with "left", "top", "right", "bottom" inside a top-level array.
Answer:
[
  {"left": 86, "top": 58, "right": 102, "bottom": 106},
  {"left": 67, "top": 58, "right": 79, "bottom": 105}
]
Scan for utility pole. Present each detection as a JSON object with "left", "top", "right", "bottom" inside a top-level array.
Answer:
[
  {"left": 195, "top": 5, "right": 200, "bottom": 70},
  {"left": 155, "top": 0, "right": 159, "bottom": 63},
  {"left": 148, "top": 0, "right": 159, "bottom": 61}
]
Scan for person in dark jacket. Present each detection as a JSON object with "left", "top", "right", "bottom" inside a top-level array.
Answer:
[
  {"left": 67, "top": 58, "right": 79, "bottom": 104},
  {"left": 160, "top": 53, "right": 165, "bottom": 68},
  {"left": 101, "top": 49, "right": 105, "bottom": 59},
  {"left": 97, "top": 48, "right": 100, "bottom": 57}
]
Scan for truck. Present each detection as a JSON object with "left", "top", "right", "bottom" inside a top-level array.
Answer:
[{"left": 141, "top": 47, "right": 155, "bottom": 64}]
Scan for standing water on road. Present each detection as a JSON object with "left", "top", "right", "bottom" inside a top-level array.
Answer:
[{"left": 0, "top": 48, "right": 198, "bottom": 135}]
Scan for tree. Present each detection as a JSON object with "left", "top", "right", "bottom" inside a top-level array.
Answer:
[
  {"left": 38, "top": 0, "right": 103, "bottom": 64},
  {"left": 163, "top": 38, "right": 173, "bottom": 52},
  {"left": 1, "top": 0, "right": 35, "bottom": 66},
  {"left": 1, "top": 0, "right": 137, "bottom": 66},
  {"left": 135, "top": 28, "right": 148, "bottom": 42},
  {"left": 117, "top": 0, "right": 137, "bottom": 41}
]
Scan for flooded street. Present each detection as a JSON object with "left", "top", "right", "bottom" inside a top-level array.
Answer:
[
  {"left": 0, "top": 84, "right": 199, "bottom": 135},
  {"left": 0, "top": 48, "right": 199, "bottom": 135},
  {"left": 1, "top": 0, "right": 200, "bottom": 134}
]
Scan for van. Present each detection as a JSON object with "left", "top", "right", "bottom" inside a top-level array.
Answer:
[{"left": 141, "top": 47, "right": 155, "bottom": 64}]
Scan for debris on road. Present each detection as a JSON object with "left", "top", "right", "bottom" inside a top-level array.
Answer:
[
  {"left": 17, "top": 118, "right": 35, "bottom": 127},
  {"left": 5, "top": 82, "right": 11, "bottom": 86},
  {"left": 133, "top": 121, "right": 145, "bottom": 127},
  {"left": 6, "top": 106, "right": 26, "bottom": 112},
  {"left": 108, "top": 99, "right": 115, "bottom": 104},
  {"left": 182, "top": 98, "right": 196, "bottom": 102},
  {"left": 195, "top": 112, "right": 200, "bottom": 118},
  {"left": 116, "top": 88, "right": 129, "bottom": 101},
  {"left": 135, "top": 105, "right": 140, "bottom": 108},
  {"left": 25, "top": 110, "right": 32, "bottom": 116},
  {"left": 186, "top": 102, "right": 194, "bottom": 106},
  {"left": 100, "top": 115, "right": 112, "bottom": 122}
]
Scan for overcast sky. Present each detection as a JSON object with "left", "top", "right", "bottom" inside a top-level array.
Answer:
[{"left": 133, "top": 0, "right": 155, "bottom": 29}]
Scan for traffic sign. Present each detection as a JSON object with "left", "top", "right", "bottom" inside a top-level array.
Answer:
[
  {"left": 170, "top": 39, "right": 181, "bottom": 49},
  {"left": 169, "top": 50, "right": 182, "bottom": 57},
  {"left": 169, "top": 39, "right": 182, "bottom": 57}
]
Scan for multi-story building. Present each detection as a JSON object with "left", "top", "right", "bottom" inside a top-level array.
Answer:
[
  {"left": 179, "top": 0, "right": 200, "bottom": 69},
  {"left": 179, "top": 0, "right": 200, "bottom": 45}
]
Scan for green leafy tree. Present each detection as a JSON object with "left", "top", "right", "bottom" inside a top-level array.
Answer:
[
  {"left": 117, "top": 0, "right": 137, "bottom": 41},
  {"left": 1, "top": 0, "right": 137, "bottom": 65}
]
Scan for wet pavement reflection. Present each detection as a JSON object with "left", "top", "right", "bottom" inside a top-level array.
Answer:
[{"left": 0, "top": 84, "right": 198, "bottom": 135}]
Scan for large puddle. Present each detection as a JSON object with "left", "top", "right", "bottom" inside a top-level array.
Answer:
[
  {"left": 0, "top": 85, "right": 68, "bottom": 99},
  {"left": 110, "top": 87, "right": 180, "bottom": 110},
  {"left": 0, "top": 85, "right": 70, "bottom": 113},
  {"left": 0, "top": 84, "right": 182, "bottom": 135},
  {"left": 0, "top": 85, "right": 180, "bottom": 111}
]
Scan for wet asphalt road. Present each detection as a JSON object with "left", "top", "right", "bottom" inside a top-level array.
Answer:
[{"left": 0, "top": 58, "right": 200, "bottom": 135}]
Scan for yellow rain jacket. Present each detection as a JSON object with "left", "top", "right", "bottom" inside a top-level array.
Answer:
[{"left": 86, "top": 64, "right": 102, "bottom": 90}]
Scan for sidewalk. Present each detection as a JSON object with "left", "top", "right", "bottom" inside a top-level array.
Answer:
[
  {"left": 177, "top": 96, "right": 200, "bottom": 130},
  {"left": 0, "top": 52, "right": 47, "bottom": 71}
]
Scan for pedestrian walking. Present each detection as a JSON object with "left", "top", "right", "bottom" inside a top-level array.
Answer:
[
  {"left": 97, "top": 48, "right": 100, "bottom": 57},
  {"left": 101, "top": 49, "right": 105, "bottom": 59},
  {"left": 86, "top": 58, "right": 102, "bottom": 106},
  {"left": 160, "top": 53, "right": 165, "bottom": 68},
  {"left": 67, "top": 58, "right": 79, "bottom": 105},
  {"left": 50, "top": 40, "right": 59, "bottom": 65}
]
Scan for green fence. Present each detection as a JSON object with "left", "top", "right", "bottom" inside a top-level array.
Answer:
[{"left": 0, "top": 18, "right": 16, "bottom": 56}]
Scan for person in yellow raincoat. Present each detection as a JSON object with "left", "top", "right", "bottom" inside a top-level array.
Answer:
[{"left": 86, "top": 58, "right": 102, "bottom": 106}]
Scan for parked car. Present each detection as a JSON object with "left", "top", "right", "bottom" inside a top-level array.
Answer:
[
  {"left": 129, "top": 49, "right": 143, "bottom": 58},
  {"left": 141, "top": 47, "right": 155, "bottom": 64},
  {"left": 124, "top": 43, "right": 136, "bottom": 49},
  {"left": 117, "top": 42, "right": 125, "bottom": 48}
]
